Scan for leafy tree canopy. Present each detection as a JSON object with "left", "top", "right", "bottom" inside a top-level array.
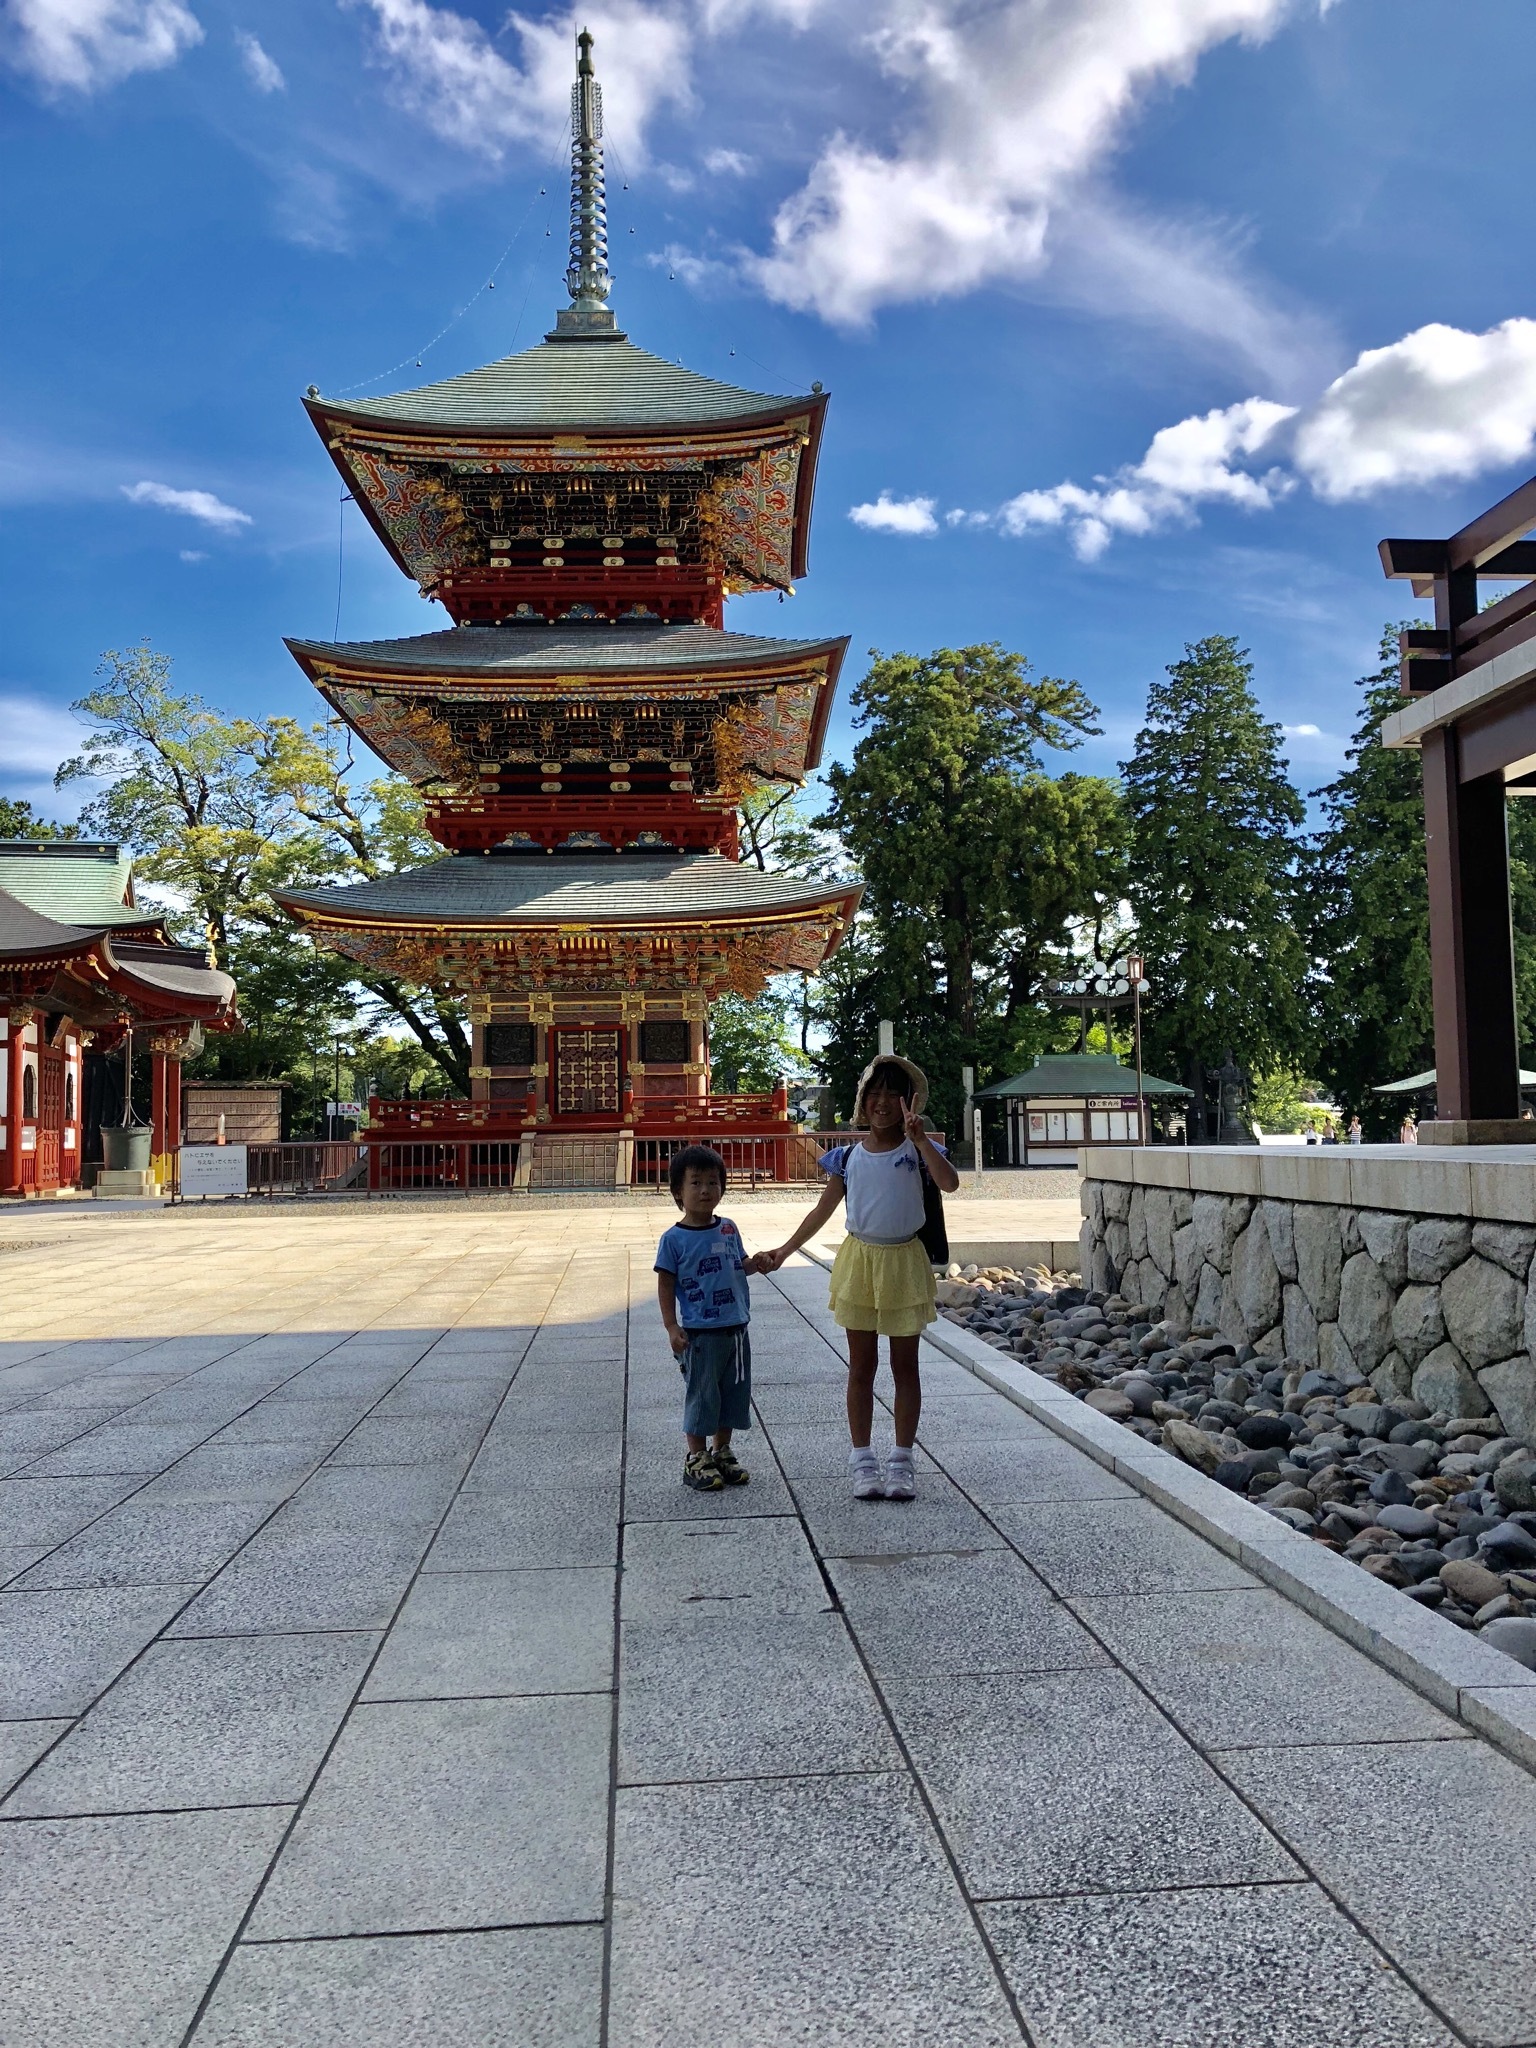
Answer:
[{"left": 0, "top": 797, "right": 79, "bottom": 839}]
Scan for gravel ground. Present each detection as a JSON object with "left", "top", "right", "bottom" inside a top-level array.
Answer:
[{"left": 937, "top": 1265, "right": 1536, "bottom": 1673}]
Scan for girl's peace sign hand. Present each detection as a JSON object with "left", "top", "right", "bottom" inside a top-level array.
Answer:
[{"left": 903, "top": 1107, "right": 927, "bottom": 1145}]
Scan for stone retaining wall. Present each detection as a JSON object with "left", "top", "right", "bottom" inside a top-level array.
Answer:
[{"left": 1080, "top": 1148, "right": 1536, "bottom": 1445}]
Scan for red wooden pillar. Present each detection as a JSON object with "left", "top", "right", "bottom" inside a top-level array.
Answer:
[
  {"left": 151, "top": 1050, "right": 169, "bottom": 1160},
  {"left": 167, "top": 1057, "right": 182, "bottom": 1153},
  {"left": 4, "top": 1008, "right": 27, "bottom": 1195},
  {"left": 1421, "top": 728, "right": 1521, "bottom": 1122}
]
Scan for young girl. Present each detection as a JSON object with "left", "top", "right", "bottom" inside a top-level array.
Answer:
[{"left": 760, "top": 1055, "right": 958, "bottom": 1500}]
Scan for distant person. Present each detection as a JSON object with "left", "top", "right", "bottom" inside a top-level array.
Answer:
[
  {"left": 758, "top": 1055, "right": 958, "bottom": 1502},
  {"left": 1322, "top": 1119, "right": 1340, "bottom": 1145},
  {"left": 1400, "top": 1113, "right": 1418, "bottom": 1145},
  {"left": 1347, "top": 1116, "right": 1363, "bottom": 1144},
  {"left": 1305, "top": 1125, "right": 1319, "bottom": 1146},
  {"left": 655, "top": 1145, "right": 759, "bottom": 1493}
]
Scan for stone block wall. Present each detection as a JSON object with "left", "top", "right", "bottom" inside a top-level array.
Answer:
[{"left": 1081, "top": 1173, "right": 1536, "bottom": 1445}]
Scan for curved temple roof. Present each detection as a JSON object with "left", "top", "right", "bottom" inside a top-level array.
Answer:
[
  {"left": 314, "top": 338, "right": 812, "bottom": 435},
  {"left": 287, "top": 622, "right": 847, "bottom": 681},
  {"left": 275, "top": 852, "right": 859, "bottom": 929}
]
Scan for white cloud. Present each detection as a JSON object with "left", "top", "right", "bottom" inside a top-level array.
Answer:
[
  {"left": 346, "top": 0, "right": 689, "bottom": 162},
  {"left": 0, "top": 694, "right": 86, "bottom": 786},
  {"left": 1284, "top": 722, "right": 1320, "bottom": 736},
  {"left": 703, "top": 146, "right": 752, "bottom": 176},
  {"left": 848, "top": 491, "right": 938, "bottom": 535},
  {"left": 995, "top": 317, "right": 1536, "bottom": 556},
  {"left": 1, "top": 0, "right": 201, "bottom": 94},
  {"left": 1000, "top": 397, "right": 1295, "bottom": 558},
  {"left": 121, "top": 480, "right": 252, "bottom": 530},
  {"left": 179, "top": 547, "right": 207, "bottom": 562},
  {"left": 747, "top": 0, "right": 1314, "bottom": 328},
  {"left": 1294, "top": 318, "right": 1536, "bottom": 500},
  {"left": 235, "top": 27, "right": 283, "bottom": 92}
]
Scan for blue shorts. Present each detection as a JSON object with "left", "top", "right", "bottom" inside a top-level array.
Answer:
[{"left": 681, "top": 1324, "right": 752, "bottom": 1437}]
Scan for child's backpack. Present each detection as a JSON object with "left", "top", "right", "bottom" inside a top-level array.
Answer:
[{"left": 917, "top": 1158, "right": 949, "bottom": 1265}]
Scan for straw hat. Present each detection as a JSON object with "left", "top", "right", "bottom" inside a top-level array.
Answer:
[{"left": 852, "top": 1053, "right": 929, "bottom": 1125}]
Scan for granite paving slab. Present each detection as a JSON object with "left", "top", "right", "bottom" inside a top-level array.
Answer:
[
  {"left": 0, "top": 1806, "right": 291, "bottom": 2048},
  {"left": 362, "top": 1566, "right": 615, "bottom": 1700},
  {"left": 618, "top": 1608, "right": 898, "bottom": 1785},
  {"left": 323, "top": 1416, "right": 486, "bottom": 1467},
  {"left": 1221, "top": 1739, "right": 1536, "bottom": 2047},
  {"left": 249, "top": 1694, "right": 610, "bottom": 1938},
  {"left": 11, "top": 1498, "right": 274, "bottom": 1590},
  {"left": 424, "top": 1489, "right": 620, "bottom": 1571},
  {"left": 168, "top": 1466, "right": 463, "bottom": 1636},
  {"left": 4, "top": 1631, "right": 379, "bottom": 1815},
  {"left": 212, "top": 1399, "right": 379, "bottom": 1444},
  {"left": 620, "top": 1515, "right": 830, "bottom": 1622},
  {"left": 135, "top": 1443, "right": 326, "bottom": 1504},
  {"left": 827, "top": 1547, "right": 1107, "bottom": 1679},
  {"left": 991, "top": 1497, "right": 1262, "bottom": 1597},
  {"left": 370, "top": 1376, "right": 511, "bottom": 1419},
  {"left": 0, "top": 1408, "right": 128, "bottom": 1473},
  {"left": 29, "top": 1371, "right": 192, "bottom": 1408},
  {"left": 609, "top": 1772, "right": 1024, "bottom": 2048},
  {"left": 883, "top": 1667, "right": 1299, "bottom": 1899},
  {"left": 755, "top": 1418, "right": 940, "bottom": 1482},
  {"left": 461, "top": 1436, "right": 622, "bottom": 1497},
  {"left": 924, "top": 1437, "right": 1137, "bottom": 1506},
  {"left": 0, "top": 1544, "right": 47, "bottom": 1586},
  {"left": 0, "top": 1718, "right": 68, "bottom": 1799},
  {"left": 786, "top": 1470, "right": 1010, "bottom": 1560},
  {"left": 621, "top": 1433, "right": 797, "bottom": 1520},
  {"left": 194, "top": 1925, "right": 604, "bottom": 2048},
  {"left": 0, "top": 1474, "right": 144, "bottom": 1547},
  {"left": 1074, "top": 1588, "right": 1462, "bottom": 1750},
  {"left": 20, "top": 1420, "right": 217, "bottom": 1476},
  {"left": 914, "top": 1394, "right": 1055, "bottom": 1441},
  {"left": 983, "top": 1884, "right": 1458, "bottom": 2048}
]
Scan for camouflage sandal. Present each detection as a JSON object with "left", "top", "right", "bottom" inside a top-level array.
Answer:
[
  {"left": 683, "top": 1451, "right": 724, "bottom": 1492},
  {"left": 711, "top": 1446, "right": 750, "bottom": 1486}
]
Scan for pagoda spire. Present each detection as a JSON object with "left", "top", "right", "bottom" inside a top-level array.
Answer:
[{"left": 550, "top": 28, "right": 623, "bottom": 340}]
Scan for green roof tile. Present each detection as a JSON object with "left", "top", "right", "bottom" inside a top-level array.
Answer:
[
  {"left": 289, "top": 622, "right": 845, "bottom": 677},
  {"left": 318, "top": 337, "right": 807, "bottom": 431},
  {"left": 0, "top": 842, "right": 148, "bottom": 929},
  {"left": 977, "top": 1054, "right": 1189, "bottom": 1098}
]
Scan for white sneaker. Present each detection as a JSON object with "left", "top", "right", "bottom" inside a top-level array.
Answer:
[
  {"left": 884, "top": 1449, "right": 916, "bottom": 1501},
  {"left": 849, "top": 1447, "right": 882, "bottom": 1500}
]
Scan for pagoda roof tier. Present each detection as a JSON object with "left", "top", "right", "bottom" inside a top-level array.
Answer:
[
  {"left": 287, "top": 622, "right": 846, "bottom": 789},
  {"left": 316, "top": 338, "right": 807, "bottom": 433},
  {"left": 305, "top": 371, "right": 826, "bottom": 609},
  {"left": 275, "top": 852, "right": 862, "bottom": 999}
]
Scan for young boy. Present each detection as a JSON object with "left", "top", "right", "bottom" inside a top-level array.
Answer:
[{"left": 655, "top": 1144, "right": 756, "bottom": 1492}]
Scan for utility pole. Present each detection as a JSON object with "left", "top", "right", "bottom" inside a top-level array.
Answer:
[{"left": 1128, "top": 954, "right": 1146, "bottom": 1146}]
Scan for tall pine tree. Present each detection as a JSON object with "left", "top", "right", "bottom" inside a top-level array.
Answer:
[{"left": 1123, "top": 635, "right": 1306, "bottom": 1127}]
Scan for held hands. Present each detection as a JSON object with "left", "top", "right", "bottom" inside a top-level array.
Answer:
[{"left": 747, "top": 1248, "right": 788, "bottom": 1274}]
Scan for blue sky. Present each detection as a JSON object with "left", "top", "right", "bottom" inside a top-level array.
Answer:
[{"left": 3, "top": 0, "right": 1534, "bottom": 820}]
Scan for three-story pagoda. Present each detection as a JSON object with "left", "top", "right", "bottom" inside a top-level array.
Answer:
[{"left": 275, "top": 32, "right": 860, "bottom": 1171}]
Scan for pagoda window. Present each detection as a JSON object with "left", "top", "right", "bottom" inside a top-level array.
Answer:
[
  {"left": 486, "top": 1023, "right": 536, "bottom": 1066},
  {"left": 64, "top": 1071, "right": 76, "bottom": 1123},
  {"left": 640, "top": 1020, "right": 689, "bottom": 1063},
  {"left": 22, "top": 1065, "right": 36, "bottom": 1119}
]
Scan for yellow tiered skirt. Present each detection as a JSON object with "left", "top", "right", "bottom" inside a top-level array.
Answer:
[{"left": 827, "top": 1234, "right": 937, "bottom": 1336}]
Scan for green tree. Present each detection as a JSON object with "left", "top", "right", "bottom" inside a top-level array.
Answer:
[
  {"left": 1306, "top": 624, "right": 1536, "bottom": 1131},
  {"left": 707, "top": 988, "right": 812, "bottom": 1093},
  {"left": 819, "top": 643, "right": 1127, "bottom": 1129},
  {"left": 0, "top": 797, "right": 78, "bottom": 838},
  {"left": 55, "top": 645, "right": 470, "bottom": 1093},
  {"left": 1123, "top": 635, "right": 1307, "bottom": 1123}
]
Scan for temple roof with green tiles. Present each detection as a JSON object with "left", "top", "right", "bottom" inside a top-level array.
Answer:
[
  {"left": 286, "top": 622, "right": 848, "bottom": 679},
  {"left": 978, "top": 1054, "right": 1191, "bottom": 1099},
  {"left": 0, "top": 841, "right": 160, "bottom": 931},
  {"left": 312, "top": 339, "right": 812, "bottom": 433}
]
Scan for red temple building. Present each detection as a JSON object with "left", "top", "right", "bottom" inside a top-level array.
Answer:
[
  {"left": 275, "top": 32, "right": 860, "bottom": 1187},
  {"left": 0, "top": 840, "right": 239, "bottom": 1197}
]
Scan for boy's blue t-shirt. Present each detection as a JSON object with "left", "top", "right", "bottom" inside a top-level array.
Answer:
[{"left": 654, "top": 1216, "right": 751, "bottom": 1329}]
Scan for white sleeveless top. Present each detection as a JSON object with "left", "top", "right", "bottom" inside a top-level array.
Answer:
[{"left": 820, "top": 1138, "right": 927, "bottom": 1245}]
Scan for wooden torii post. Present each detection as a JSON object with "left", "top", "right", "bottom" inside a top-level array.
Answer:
[{"left": 1379, "top": 474, "right": 1536, "bottom": 1141}]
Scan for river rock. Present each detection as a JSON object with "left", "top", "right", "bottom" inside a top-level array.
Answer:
[
  {"left": 1406, "top": 1217, "right": 1473, "bottom": 1284},
  {"left": 1085, "top": 1388, "right": 1135, "bottom": 1419},
  {"left": 1236, "top": 1413, "right": 1293, "bottom": 1451},
  {"left": 1479, "top": 1617, "right": 1536, "bottom": 1670},
  {"left": 1370, "top": 1351, "right": 1413, "bottom": 1400},
  {"left": 1375, "top": 1503, "right": 1439, "bottom": 1539},
  {"left": 1368, "top": 1469, "right": 1413, "bottom": 1506},
  {"left": 1161, "top": 1418, "right": 1224, "bottom": 1475},
  {"left": 1481, "top": 1523, "right": 1536, "bottom": 1571},
  {"left": 1440, "top": 1557, "right": 1507, "bottom": 1608},
  {"left": 1440, "top": 1254, "right": 1523, "bottom": 1371},
  {"left": 1494, "top": 1457, "right": 1536, "bottom": 1514},
  {"left": 1412, "top": 1342, "right": 1490, "bottom": 1419}
]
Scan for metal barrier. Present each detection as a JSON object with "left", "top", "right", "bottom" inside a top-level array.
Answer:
[
  {"left": 245, "top": 1142, "right": 367, "bottom": 1195},
  {"left": 632, "top": 1131, "right": 830, "bottom": 1188},
  {"left": 370, "top": 1140, "right": 521, "bottom": 1192}
]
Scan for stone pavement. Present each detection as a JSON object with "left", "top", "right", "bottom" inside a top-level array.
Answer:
[{"left": 1, "top": 1202, "right": 1534, "bottom": 2048}]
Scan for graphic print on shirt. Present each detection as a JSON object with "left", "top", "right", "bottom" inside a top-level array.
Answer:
[{"left": 654, "top": 1216, "right": 751, "bottom": 1329}]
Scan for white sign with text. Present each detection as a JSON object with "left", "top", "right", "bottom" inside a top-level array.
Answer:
[{"left": 178, "top": 1144, "right": 248, "bottom": 1197}]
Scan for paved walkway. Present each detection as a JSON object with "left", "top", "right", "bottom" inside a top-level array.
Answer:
[{"left": 1, "top": 1204, "right": 1534, "bottom": 2048}]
